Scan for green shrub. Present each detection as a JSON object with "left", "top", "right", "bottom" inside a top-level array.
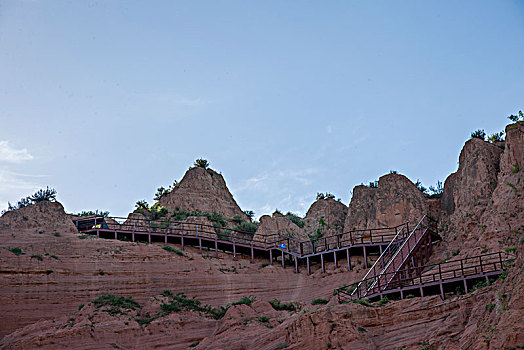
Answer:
[
  {"left": 98, "top": 269, "right": 105, "bottom": 276},
  {"left": 452, "top": 248, "right": 460, "bottom": 256},
  {"left": 486, "top": 303, "right": 495, "bottom": 312},
  {"left": 30, "top": 187, "right": 57, "bottom": 203},
  {"left": 257, "top": 316, "right": 269, "bottom": 323},
  {"left": 357, "top": 326, "right": 367, "bottom": 333},
  {"left": 78, "top": 304, "right": 84, "bottom": 310},
  {"left": 471, "top": 280, "right": 487, "bottom": 291},
  {"left": 194, "top": 158, "right": 209, "bottom": 169},
  {"left": 54, "top": 232, "right": 61, "bottom": 237},
  {"left": 316, "top": 192, "right": 335, "bottom": 200},
  {"left": 135, "top": 312, "right": 155, "bottom": 325},
  {"left": 163, "top": 245, "right": 183, "bottom": 256},
  {"left": 376, "top": 297, "right": 390, "bottom": 306},
  {"left": 284, "top": 212, "right": 305, "bottom": 228},
  {"left": 513, "top": 164, "right": 520, "bottom": 174},
  {"left": 77, "top": 210, "right": 109, "bottom": 217},
  {"left": 261, "top": 262, "right": 270, "bottom": 268},
  {"left": 154, "top": 187, "right": 170, "bottom": 201},
  {"left": 92, "top": 294, "right": 140, "bottom": 311},
  {"left": 45, "top": 269, "right": 53, "bottom": 275},
  {"left": 311, "top": 298, "right": 328, "bottom": 305},
  {"left": 505, "top": 246, "right": 517, "bottom": 253},
  {"left": 232, "top": 296, "right": 256, "bottom": 306},
  {"left": 269, "top": 299, "right": 296, "bottom": 311},
  {"left": 487, "top": 131, "right": 504, "bottom": 143},
  {"left": 233, "top": 221, "right": 259, "bottom": 233},
  {"left": 7, "top": 247, "right": 23, "bottom": 256},
  {"left": 471, "top": 129, "right": 486, "bottom": 140},
  {"left": 31, "top": 254, "right": 43, "bottom": 261},
  {"left": 508, "top": 110, "right": 524, "bottom": 122},
  {"left": 349, "top": 299, "right": 372, "bottom": 307}
]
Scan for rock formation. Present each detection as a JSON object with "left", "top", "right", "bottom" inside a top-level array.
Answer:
[
  {"left": 304, "top": 198, "right": 347, "bottom": 236},
  {"left": 158, "top": 167, "right": 249, "bottom": 221},
  {"left": 436, "top": 122, "right": 523, "bottom": 258},
  {"left": 253, "top": 214, "right": 313, "bottom": 254},
  {"left": 0, "top": 201, "right": 76, "bottom": 233},
  {"left": 344, "top": 173, "right": 429, "bottom": 231},
  {"left": 304, "top": 198, "right": 348, "bottom": 250}
]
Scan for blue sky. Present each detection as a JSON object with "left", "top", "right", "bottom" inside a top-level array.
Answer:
[{"left": 1, "top": 1, "right": 523, "bottom": 219}]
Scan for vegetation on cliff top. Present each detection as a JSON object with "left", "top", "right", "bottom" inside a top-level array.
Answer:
[{"left": 2, "top": 187, "right": 57, "bottom": 215}]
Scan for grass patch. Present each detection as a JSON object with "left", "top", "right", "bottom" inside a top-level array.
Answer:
[
  {"left": 78, "top": 304, "right": 84, "bottom": 310},
  {"left": 349, "top": 299, "right": 373, "bottom": 307},
  {"left": 54, "top": 232, "right": 61, "bottom": 237},
  {"left": 31, "top": 254, "right": 43, "bottom": 261},
  {"left": 269, "top": 299, "right": 296, "bottom": 311},
  {"left": 45, "top": 269, "right": 53, "bottom": 275},
  {"left": 93, "top": 294, "right": 140, "bottom": 315},
  {"left": 485, "top": 303, "right": 495, "bottom": 312},
  {"left": 311, "top": 298, "right": 328, "bottom": 305},
  {"left": 6, "top": 247, "right": 23, "bottom": 256},
  {"left": 232, "top": 296, "right": 256, "bottom": 306},
  {"left": 505, "top": 246, "right": 517, "bottom": 253},
  {"left": 257, "top": 316, "right": 269, "bottom": 323},
  {"left": 261, "top": 262, "right": 270, "bottom": 268},
  {"left": 452, "top": 248, "right": 460, "bottom": 256},
  {"left": 357, "top": 326, "right": 367, "bottom": 333},
  {"left": 376, "top": 297, "right": 390, "bottom": 306},
  {"left": 162, "top": 245, "right": 183, "bottom": 256}
]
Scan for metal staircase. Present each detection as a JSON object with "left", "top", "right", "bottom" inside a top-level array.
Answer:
[{"left": 340, "top": 215, "right": 440, "bottom": 301}]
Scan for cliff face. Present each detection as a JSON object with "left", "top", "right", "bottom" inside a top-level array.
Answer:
[
  {"left": 158, "top": 167, "right": 248, "bottom": 221},
  {"left": 436, "top": 123, "right": 523, "bottom": 258},
  {"left": 304, "top": 198, "right": 348, "bottom": 236},
  {"left": 344, "top": 173, "right": 429, "bottom": 230}
]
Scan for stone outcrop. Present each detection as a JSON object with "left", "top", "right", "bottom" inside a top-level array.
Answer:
[
  {"left": 433, "top": 128, "right": 523, "bottom": 259},
  {"left": 122, "top": 212, "right": 151, "bottom": 232},
  {"left": 304, "top": 198, "right": 347, "bottom": 236},
  {"left": 0, "top": 201, "right": 76, "bottom": 233},
  {"left": 304, "top": 198, "right": 347, "bottom": 250},
  {"left": 253, "top": 215, "right": 313, "bottom": 254},
  {"left": 344, "top": 173, "right": 429, "bottom": 230},
  {"left": 158, "top": 167, "right": 248, "bottom": 221}
]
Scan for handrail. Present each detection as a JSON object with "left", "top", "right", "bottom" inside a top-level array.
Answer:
[
  {"left": 73, "top": 215, "right": 409, "bottom": 257},
  {"left": 350, "top": 224, "right": 408, "bottom": 296},
  {"left": 366, "top": 215, "right": 429, "bottom": 293},
  {"left": 338, "top": 251, "right": 514, "bottom": 302}
]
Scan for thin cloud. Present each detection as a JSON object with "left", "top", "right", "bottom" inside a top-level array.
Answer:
[
  {"left": 0, "top": 168, "right": 45, "bottom": 211},
  {"left": 0, "top": 141, "right": 34, "bottom": 163}
]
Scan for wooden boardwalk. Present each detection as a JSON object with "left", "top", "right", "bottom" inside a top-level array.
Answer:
[{"left": 74, "top": 216, "right": 411, "bottom": 274}]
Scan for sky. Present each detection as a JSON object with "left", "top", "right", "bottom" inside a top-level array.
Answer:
[{"left": 1, "top": 1, "right": 523, "bottom": 220}]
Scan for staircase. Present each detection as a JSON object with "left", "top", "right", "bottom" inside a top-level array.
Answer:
[{"left": 340, "top": 215, "right": 440, "bottom": 301}]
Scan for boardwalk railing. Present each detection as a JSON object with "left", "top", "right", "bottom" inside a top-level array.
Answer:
[
  {"left": 338, "top": 251, "right": 514, "bottom": 303},
  {"left": 74, "top": 215, "right": 409, "bottom": 258}
]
